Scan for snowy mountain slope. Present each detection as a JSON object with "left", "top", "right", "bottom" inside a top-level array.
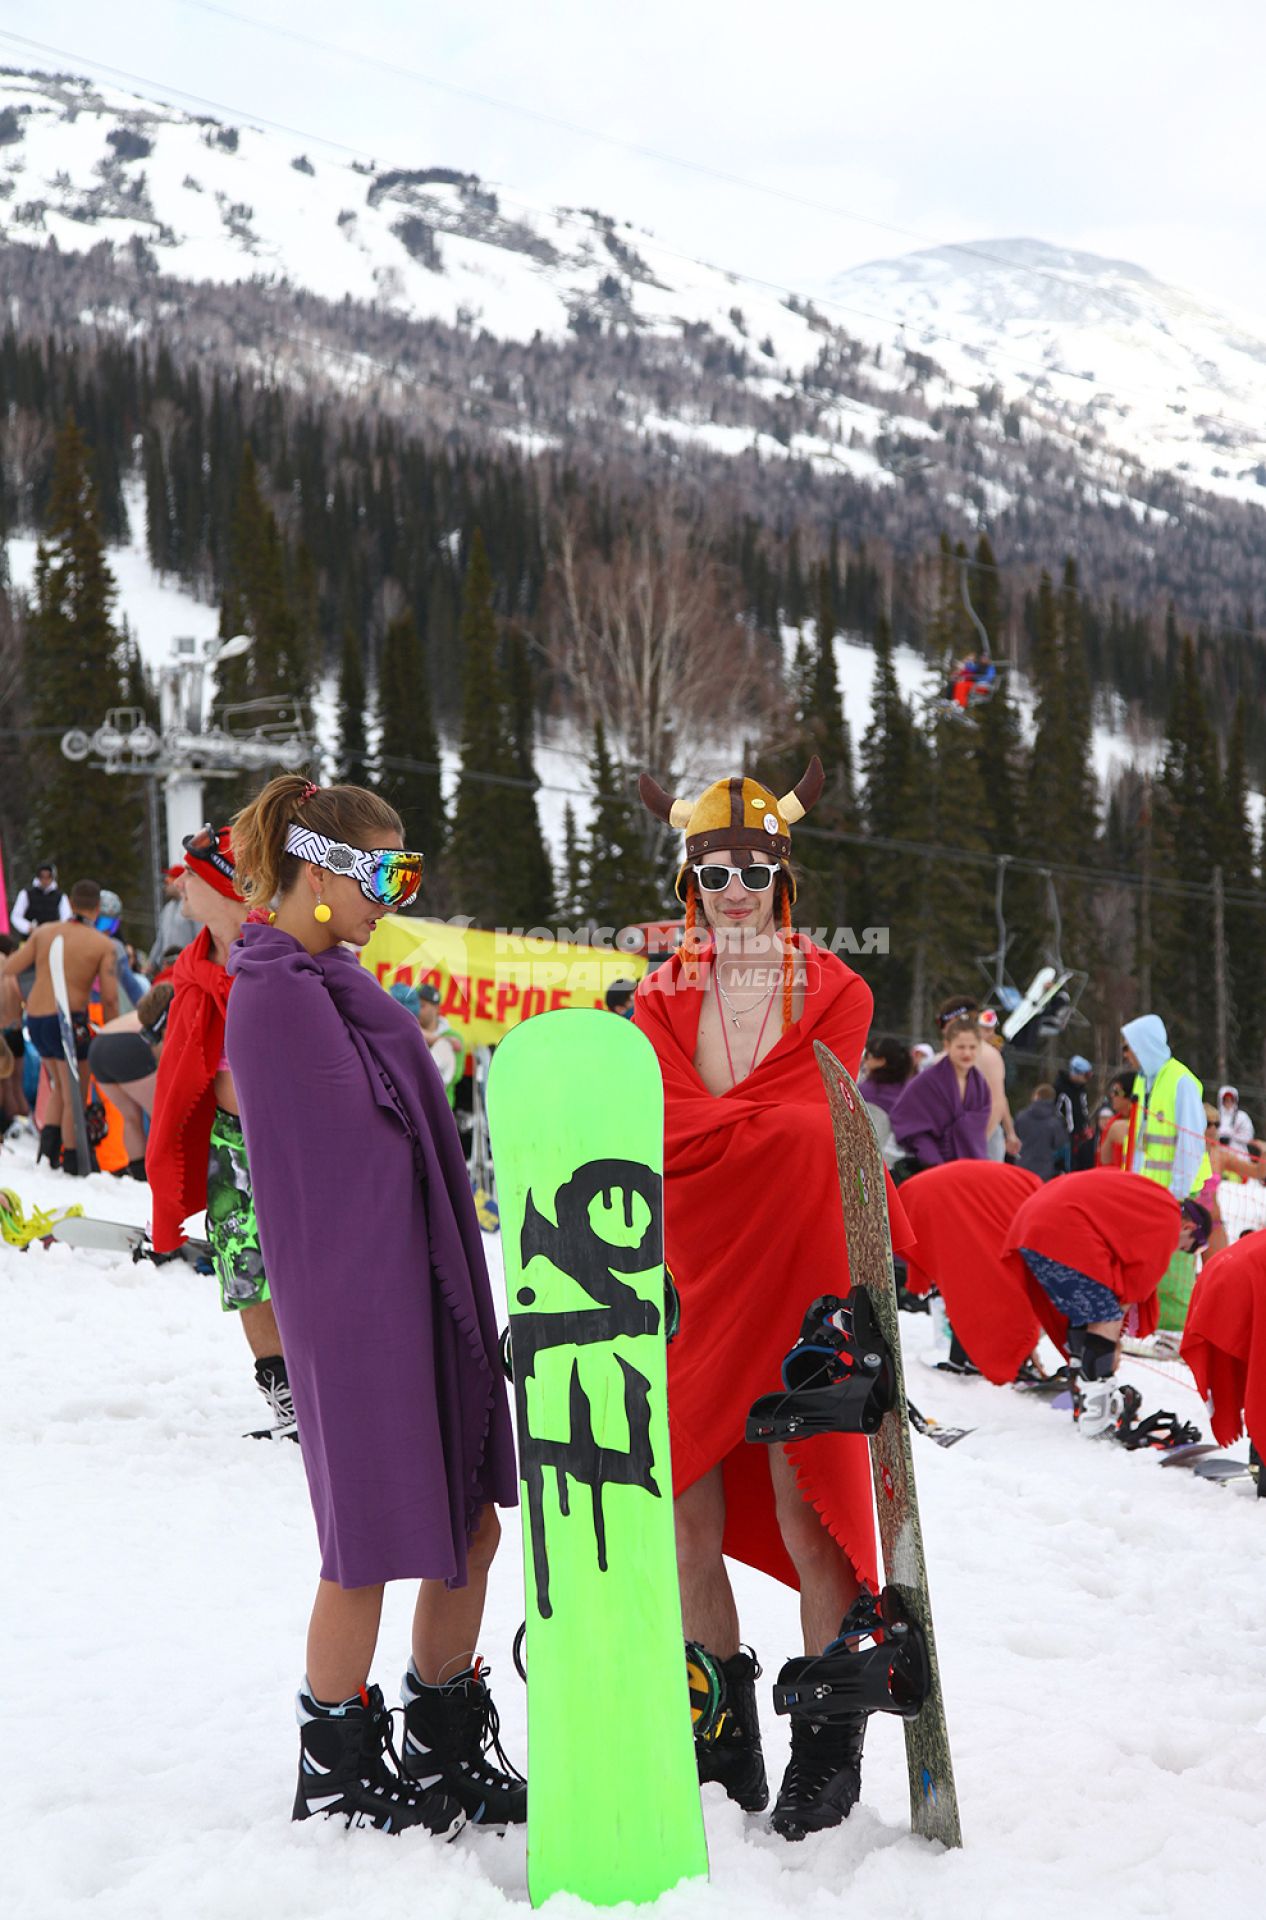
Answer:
[
  {"left": 6, "top": 57, "right": 1266, "bottom": 610},
  {"left": 828, "top": 238, "right": 1266, "bottom": 508},
  {"left": 0, "top": 65, "right": 888, "bottom": 487},
  {"left": 3, "top": 1129, "right": 1264, "bottom": 1920}
]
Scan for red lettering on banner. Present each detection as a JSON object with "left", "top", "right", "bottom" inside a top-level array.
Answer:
[
  {"left": 522, "top": 988, "right": 546, "bottom": 1019},
  {"left": 444, "top": 975, "right": 471, "bottom": 1022},
  {"left": 392, "top": 967, "right": 413, "bottom": 987},
  {"left": 375, "top": 962, "right": 392, "bottom": 984},
  {"left": 475, "top": 976, "right": 495, "bottom": 1021},
  {"left": 495, "top": 982, "right": 521, "bottom": 1022},
  {"left": 548, "top": 988, "right": 570, "bottom": 1011}
]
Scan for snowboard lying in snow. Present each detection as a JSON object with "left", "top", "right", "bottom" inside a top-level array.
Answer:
[{"left": 45, "top": 1214, "right": 212, "bottom": 1268}]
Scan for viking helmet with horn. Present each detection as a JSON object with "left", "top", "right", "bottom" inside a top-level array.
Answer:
[{"left": 638, "top": 756, "right": 824, "bottom": 903}]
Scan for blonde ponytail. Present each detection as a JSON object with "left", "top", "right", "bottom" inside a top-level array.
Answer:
[{"left": 231, "top": 776, "right": 404, "bottom": 905}]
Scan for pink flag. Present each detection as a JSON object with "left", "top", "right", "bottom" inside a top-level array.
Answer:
[{"left": 0, "top": 833, "right": 10, "bottom": 935}]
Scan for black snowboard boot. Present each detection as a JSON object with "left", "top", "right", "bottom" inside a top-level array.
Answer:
[
  {"left": 770, "top": 1706, "right": 867, "bottom": 1840},
  {"left": 59, "top": 1145, "right": 99, "bottom": 1177},
  {"left": 251, "top": 1354, "right": 298, "bottom": 1442},
  {"left": 293, "top": 1682, "right": 466, "bottom": 1836},
  {"left": 694, "top": 1648, "right": 769, "bottom": 1812},
  {"left": 37, "top": 1124, "right": 62, "bottom": 1169},
  {"left": 401, "top": 1659, "right": 526, "bottom": 1827}
]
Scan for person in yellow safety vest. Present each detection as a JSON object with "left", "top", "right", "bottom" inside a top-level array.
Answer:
[
  {"left": 388, "top": 980, "right": 465, "bottom": 1109},
  {"left": 1121, "top": 1014, "right": 1210, "bottom": 1337}
]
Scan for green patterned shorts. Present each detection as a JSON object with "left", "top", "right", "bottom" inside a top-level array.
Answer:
[{"left": 206, "top": 1108, "right": 270, "bottom": 1312}]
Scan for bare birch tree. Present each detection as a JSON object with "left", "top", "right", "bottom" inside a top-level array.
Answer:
[{"left": 546, "top": 497, "right": 767, "bottom": 792}]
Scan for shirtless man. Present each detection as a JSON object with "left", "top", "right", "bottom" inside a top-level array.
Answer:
[
  {"left": 3, "top": 878, "right": 117, "bottom": 1173},
  {"left": 636, "top": 760, "right": 910, "bottom": 1839}
]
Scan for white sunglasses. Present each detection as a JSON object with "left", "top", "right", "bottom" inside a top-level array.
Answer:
[{"left": 692, "top": 861, "right": 782, "bottom": 893}]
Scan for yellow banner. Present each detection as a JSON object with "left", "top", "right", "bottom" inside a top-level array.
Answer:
[{"left": 360, "top": 917, "right": 646, "bottom": 1048}]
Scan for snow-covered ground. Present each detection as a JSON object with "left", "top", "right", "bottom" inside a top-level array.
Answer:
[
  {"left": 4, "top": 481, "right": 221, "bottom": 681},
  {"left": 4, "top": 1127, "right": 1263, "bottom": 1920}
]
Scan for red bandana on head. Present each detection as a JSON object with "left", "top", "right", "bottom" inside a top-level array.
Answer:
[{"left": 182, "top": 825, "right": 244, "bottom": 903}]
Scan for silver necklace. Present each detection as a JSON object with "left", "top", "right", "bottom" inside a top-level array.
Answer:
[{"left": 715, "top": 969, "right": 777, "bottom": 1028}]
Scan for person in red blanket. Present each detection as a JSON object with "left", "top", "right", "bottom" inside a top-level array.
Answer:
[
  {"left": 899, "top": 1160, "right": 1044, "bottom": 1380},
  {"left": 634, "top": 755, "right": 914, "bottom": 1842},
  {"left": 147, "top": 824, "right": 293, "bottom": 1440},
  {"left": 1002, "top": 1171, "right": 1210, "bottom": 1434},
  {"left": 1182, "top": 1233, "right": 1266, "bottom": 1487}
]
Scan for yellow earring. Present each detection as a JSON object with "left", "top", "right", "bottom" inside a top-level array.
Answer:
[{"left": 314, "top": 898, "right": 332, "bottom": 924}]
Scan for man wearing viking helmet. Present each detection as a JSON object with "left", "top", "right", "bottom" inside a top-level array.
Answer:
[{"left": 633, "top": 757, "right": 915, "bottom": 1841}]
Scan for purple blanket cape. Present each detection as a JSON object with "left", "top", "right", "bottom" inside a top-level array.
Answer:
[
  {"left": 890, "top": 1052, "right": 991, "bottom": 1165},
  {"left": 226, "top": 923, "right": 517, "bottom": 1589}
]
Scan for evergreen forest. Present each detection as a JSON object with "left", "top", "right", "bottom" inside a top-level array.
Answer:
[{"left": 2, "top": 325, "right": 1265, "bottom": 1096}]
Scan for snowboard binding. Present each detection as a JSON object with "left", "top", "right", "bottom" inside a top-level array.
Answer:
[
  {"left": 1112, "top": 1383, "right": 1202, "bottom": 1452},
  {"left": 746, "top": 1292, "right": 896, "bottom": 1444},
  {"left": 773, "top": 1588, "right": 930, "bottom": 1724},
  {"left": 684, "top": 1642, "right": 725, "bottom": 1741}
]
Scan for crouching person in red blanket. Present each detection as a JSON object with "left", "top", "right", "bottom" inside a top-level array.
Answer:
[
  {"left": 1002, "top": 1171, "right": 1211, "bottom": 1435},
  {"left": 1182, "top": 1233, "right": 1266, "bottom": 1487},
  {"left": 634, "top": 756, "right": 915, "bottom": 1842},
  {"left": 899, "top": 1161, "right": 1044, "bottom": 1380}
]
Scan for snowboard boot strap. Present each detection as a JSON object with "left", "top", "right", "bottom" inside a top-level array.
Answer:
[
  {"left": 746, "top": 1292, "right": 895, "bottom": 1443},
  {"left": 294, "top": 1682, "right": 466, "bottom": 1836},
  {"left": 773, "top": 1587, "right": 929, "bottom": 1723},
  {"left": 401, "top": 1658, "right": 526, "bottom": 1826},
  {"left": 691, "top": 1646, "right": 769, "bottom": 1813},
  {"left": 1114, "top": 1388, "right": 1203, "bottom": 1452}
]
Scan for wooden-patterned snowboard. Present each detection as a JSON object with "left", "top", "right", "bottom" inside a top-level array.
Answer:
[{"left": 815, "top": 1042, "right": 963, "bottom": 1848}]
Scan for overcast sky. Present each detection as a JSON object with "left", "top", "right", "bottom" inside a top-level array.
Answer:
[{"left": 11, "top": 0, "right": 1266, "bottom": 326}]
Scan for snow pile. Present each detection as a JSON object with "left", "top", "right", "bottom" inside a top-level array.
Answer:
[{"left": 3, "top": 1124, "right": 1263, "bottom": 1919}]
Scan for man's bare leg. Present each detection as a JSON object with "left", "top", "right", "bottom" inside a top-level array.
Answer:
[
  {"left": 43, "top": 1060, "right": 65, "bottom": 1131},
  {"left": 239, "top": 1298, "right": 283, "bottom": 1359},
  {"left": 674, "top": 1465, "right": 739, "bottom": 1657},
  {"left": 768, "top": 1446, "right": 862, "bottom": 1654}
]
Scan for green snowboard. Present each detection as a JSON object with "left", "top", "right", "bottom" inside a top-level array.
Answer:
[{"left": 487, "top": 1010, "right": 707, "bottom": 1908}]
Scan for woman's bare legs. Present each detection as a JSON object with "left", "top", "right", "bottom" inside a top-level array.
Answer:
[
  {"left": 305, "top": 1506, "right": 504, "bottom": 1700},
  {"left": 306, "top": 1580, "right": 385, "bottom": 1702},
  {"left": 411, "top": 1505, "right": 502, "bottom": 1684},
  {"left": 95, "top": 1076, "right": 155, "bottom": 1161}
]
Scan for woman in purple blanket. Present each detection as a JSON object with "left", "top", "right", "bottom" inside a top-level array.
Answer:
[
  {"left": 226, "top": 774, "right": 522, "bottom": 1839},
  {"left": 890, "top": 1014, "right": 991, "bottom": 1169}
]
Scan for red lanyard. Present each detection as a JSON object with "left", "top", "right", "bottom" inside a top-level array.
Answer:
[{"left": 714, "top": 964, "right": 779, "bottom": 1088}]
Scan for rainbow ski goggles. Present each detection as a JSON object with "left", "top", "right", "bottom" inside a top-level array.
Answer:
[{"left": 285, "top": 825, "right": 424, "bottom": 909}]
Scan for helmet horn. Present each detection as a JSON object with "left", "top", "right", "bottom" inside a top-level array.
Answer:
[
  {"left": 639, "top": 772, "right": 693, "bottom": 831},
  {"left": 779, "top": 754, "right": 825, "bottom": 825}
]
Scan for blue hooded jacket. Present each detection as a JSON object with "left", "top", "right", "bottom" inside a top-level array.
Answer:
[
  {"left": 1121, "top": 1014, "right": 1170, "bottom": 1087},
  {"left": 1121, "top": 1014, "right": 1204, "bottom": 1198}
]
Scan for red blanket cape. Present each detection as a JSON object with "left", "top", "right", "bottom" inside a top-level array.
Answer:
[
  {"left": 633, "top": 938, "right": 914, "bottom": 1594},
  {"left": 1002, "top": 1169, "right": 1181, "bottom": 1350},
  {"left": 1182, "top": 1235, "right": 1266, "bottom": 1452},
  {"left": 148, "top": 930, "right": 233, "bottom": 1252},
  {"left": 898, "top": 1162, "right": 1043, "bottom": 1383}
]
